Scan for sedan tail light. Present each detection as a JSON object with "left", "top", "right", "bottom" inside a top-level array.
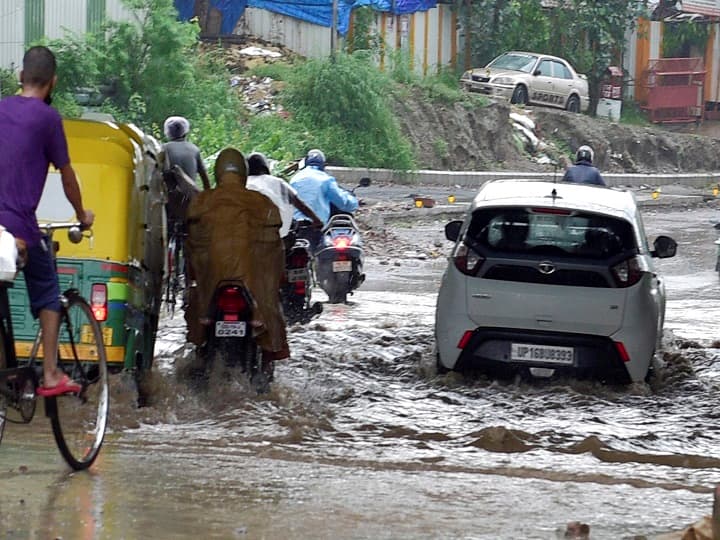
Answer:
[
  {"left": 453, "top": 243, "right": 485, "bottom": 277},
  {"left": 611, "top": 256, "right": 644, "bottom": 288}
]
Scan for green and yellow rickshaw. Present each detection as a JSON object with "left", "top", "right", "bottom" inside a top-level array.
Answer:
[{"left": 9, "top": 116, "right": 166, "bottom": 378}]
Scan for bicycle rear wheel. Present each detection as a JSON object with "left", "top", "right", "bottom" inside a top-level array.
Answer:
[{"left": 48, "top": 294, "right": 109, "bottom": 470}]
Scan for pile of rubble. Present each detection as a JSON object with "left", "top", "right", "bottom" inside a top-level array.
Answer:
[
  {"left": 230, "top": 74, "right": 286, "bottom": 116},
  {"left": 509, "top": 108, "right": 569, "bottom": 168}
]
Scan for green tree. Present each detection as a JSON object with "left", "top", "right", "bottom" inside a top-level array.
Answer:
[{"left": 48, "top": 0, "right": 241, "bottom": 154}]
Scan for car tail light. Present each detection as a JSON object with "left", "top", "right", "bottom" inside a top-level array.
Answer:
[
  {"left": 217, "top": 287, "right": 248, "bottom": 320},
  {"left": 611, "top": 256, "right": 643, "bottom": 287},
  {"left": 614, "top": 341, "right": 630, "bottom": 363},
  {"left": 453, "top": 243, "right": 485, "bottom": 276},
  {"left": 333, "top": 236, "right": 351, "bottom": 250},
  {"left": 457, "top": 330, "right": 474, "bottom": 349},
  {"left": 90, "top": 283, "right": 108, "bottom": 322}
]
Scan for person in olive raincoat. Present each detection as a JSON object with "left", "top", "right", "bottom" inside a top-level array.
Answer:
[{"left": 185, "top": 148, "right": 289, "bottom": 371}]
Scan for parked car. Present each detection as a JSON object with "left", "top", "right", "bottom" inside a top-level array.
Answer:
[
  {"left": 461, "top": 51, "right": 590, "bottom": 113},
  {"left": 434, "top": 179, "right": 677, "bottom": 383}
]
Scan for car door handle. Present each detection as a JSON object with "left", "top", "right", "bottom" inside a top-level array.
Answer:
[{"left": 472, "top": 293, "right": 492, "bottom": 299}]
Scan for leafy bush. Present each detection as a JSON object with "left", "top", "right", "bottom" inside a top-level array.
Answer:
[
  {"left": 46, "top": 0, "right": 241, "bottom": 157},
  {"left": 0, "top": 67, "right": 19, "bottom": 97},
  {"left": 283, "top": 52, "right": 415, "bottom": 169}
]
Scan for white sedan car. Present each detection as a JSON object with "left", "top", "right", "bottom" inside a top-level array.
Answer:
[
  {"left": 461, "top": 51, "right": 590, "bottom": 113},
  {"left": 434, "top": 179, "right": 677, "bottom": 383}
]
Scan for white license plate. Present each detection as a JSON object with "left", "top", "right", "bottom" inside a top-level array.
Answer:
[
  {"left": 287, "top": 268, "right": 309, "bottom": 282},
  {"left": 332, "top": 260, "right": 352, "bottom": 272},
  {"left": 511, "top": 343, "right": 574, "bottom": 365},
  {"left": 215, "top": 321, "right": 247, "bottom": 338}
]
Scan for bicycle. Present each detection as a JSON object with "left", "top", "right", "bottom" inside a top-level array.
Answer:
[
  {"left": 164, "top": 220, "right": 186, "bottom": 317},
  {"left": 0, "top": 222, "right": 109, "bottom": 470}
]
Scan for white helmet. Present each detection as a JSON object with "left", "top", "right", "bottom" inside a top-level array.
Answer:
[{"left": 163, "top": 116, "right": 190, "bottom": 140}]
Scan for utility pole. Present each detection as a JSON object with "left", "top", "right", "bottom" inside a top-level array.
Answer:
[{"left": 331, "top": 0, "right": 339, "bottom": 61}]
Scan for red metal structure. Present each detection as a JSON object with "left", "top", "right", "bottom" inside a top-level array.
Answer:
[{"left": 639, "top": 57, "right": 706, "bottom": 124}]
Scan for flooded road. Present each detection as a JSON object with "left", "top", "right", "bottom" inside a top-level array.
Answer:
[{"left": 2, "top": 203, "right": 720, "bottom": 539}]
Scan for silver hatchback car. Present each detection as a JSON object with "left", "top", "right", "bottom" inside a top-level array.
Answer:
[{"left": 435, "top": 180, "right": 677, "bottom": 383}]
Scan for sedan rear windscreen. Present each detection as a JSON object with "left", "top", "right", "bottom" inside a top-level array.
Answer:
[{"left": 465, "top": 207, "right": 637, "bottom": 259}]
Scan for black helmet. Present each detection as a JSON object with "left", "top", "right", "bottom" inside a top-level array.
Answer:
[
  {"left": 248, "top": 152, "right": 271, "bottom": 176},
  {"left": 576, "top": 145, "right": 594, "bottom": 163}
]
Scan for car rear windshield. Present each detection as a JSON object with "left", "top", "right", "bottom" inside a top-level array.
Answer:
[
  {"left": 488, "top": 53, "right": 538, "bottom": 73},
  {"left": 465, "top": 207, "right": 637, "bottom": 260}
]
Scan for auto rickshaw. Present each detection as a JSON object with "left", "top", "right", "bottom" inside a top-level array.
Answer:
[{"left": 8, "top": 116, "right": 166, "bottom": 384}]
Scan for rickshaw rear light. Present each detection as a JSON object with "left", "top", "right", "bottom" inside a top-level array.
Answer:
[
  {"left": 91, "top": 283, "right": 108, "bottom": 322},
  {"left": 217, "top": 287, "right": 247, "bottom": 314}
]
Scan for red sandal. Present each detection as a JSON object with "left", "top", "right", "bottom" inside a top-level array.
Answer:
[{"left": 37, "top": 374, "right": 81, "bottom": 397}]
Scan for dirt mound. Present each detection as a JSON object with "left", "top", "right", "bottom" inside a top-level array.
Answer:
[{"left": 393, "top": 89, "right": 720, "bottom": 173}]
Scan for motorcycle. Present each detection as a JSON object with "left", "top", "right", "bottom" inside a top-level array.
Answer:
[
  {"left": 281, "top": 223, "right": 323, "bottom": 324},
  {"left": 314, "top": 177, "right": 371, "bottom": 304},
  {"left": 197, "top": 280, "right": 272, "bottom": 392}
]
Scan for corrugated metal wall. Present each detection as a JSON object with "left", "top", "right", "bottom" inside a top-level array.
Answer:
[
  {"left": 0, "top": 0, "right": 133, "bottom": 71},
  {"left": 0, "top": 0, "right": 25, "bottom": 70},
  {"left": 241, "top": 4, "right": 459, "bottom": 74},
  {"left": 45, "top": 0, "right": 85, "bottom": 40}
]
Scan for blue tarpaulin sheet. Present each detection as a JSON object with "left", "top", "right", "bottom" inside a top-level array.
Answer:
[{"left": 174, "top": 0, "right": 437, "bottom": 35}]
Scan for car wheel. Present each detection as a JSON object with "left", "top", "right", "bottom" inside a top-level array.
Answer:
[
  {"left": 511, "top": 85, "right": 528, "bottom": 106},
  {"left": 566, "top": 94, "right": 580, "bottom": 113}
]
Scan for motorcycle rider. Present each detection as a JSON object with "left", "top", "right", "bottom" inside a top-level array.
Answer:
[
  {"left": 246, "top": 152, "right": 322, "bottom": 239},
  {"left": 184, "top": 147, "right": 289, "bottom": 371},
  {"left": 289, "top": 149, "right": 358, "bottom": 250},
  {"left": 562, "top": 145, "right": 606, "bottom": 186}
]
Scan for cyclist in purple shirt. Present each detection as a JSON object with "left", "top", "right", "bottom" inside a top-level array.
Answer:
[{"left": 0, "top": 46, "right": 94, "bottom": 396}]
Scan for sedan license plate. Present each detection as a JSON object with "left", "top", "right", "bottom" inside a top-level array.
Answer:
[
  {"left": 511, "top": 343, "right": 574, "bottom": 365},
  {"left": 332, "top": 260, "right": 352, "bottom": 272},
  {"left": 287, "top": 268, "right": 309, "bottom": 283},
  {"left": 215, "top": 321, "right": 247, "bottom": 338}
]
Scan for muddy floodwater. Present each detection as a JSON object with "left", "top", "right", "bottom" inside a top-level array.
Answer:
[{"left": 2, "top": 204, "right": 720, "bottom": 539}]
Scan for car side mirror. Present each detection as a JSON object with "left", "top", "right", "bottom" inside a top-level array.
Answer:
[
  {"left": 533, "top": 69, "right": 541, "bottom": 76},
  {"left": 651, "top": 235, "right": 677, "bottom": 258},
  {"left": 445, "top": 220, "right": 463, "bottom": 242},
  {"left": 358, "top": 177, "right": 371, "bottom": 188}
]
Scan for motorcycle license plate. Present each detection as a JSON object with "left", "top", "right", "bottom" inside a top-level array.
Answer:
[
  {"left": 215, "top": 321, "right": 247, "bottom": 337},
  {"left": 332, "top": 260, "right": 352, "bottom": 272},
  {"left": 287, "top": 268, "right": 309, "bottom": 282}
]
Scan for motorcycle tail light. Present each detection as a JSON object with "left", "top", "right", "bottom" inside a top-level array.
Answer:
[
  {"left": 333, "top": 236, "right": 350, "bottom": 250},
  {"left": 90, "top": 283, "right": 108, "bottom": 322},
  {"left": 294, "top": 281, "right": 306, "bottom": 296},
  {"left": 453, "top": 243, "right": 484, "bottom": 277},
  {"left": 290, "top": 252, "right": 309, "bottom": 268},
  {"left": 217, "top": 287, "right": 247, "bottom": 315},
  {"left": 611, "top": 256, "right": 643, "bottom": 288}
]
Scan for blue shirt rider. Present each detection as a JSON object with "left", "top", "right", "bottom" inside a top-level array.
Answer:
[
  {"left": 290, "top": 149, "right": 358, "bottom": 225},
  {"left": 562, "top": 145, "right": 606, "bottom": 186}
]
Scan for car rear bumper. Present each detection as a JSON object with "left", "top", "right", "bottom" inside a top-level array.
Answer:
[
  {"left": 454, "top": 327, "right": 632, "bottom": 383},
  {"left": 461, "top": 79, "right": 514, "bottom": 100}
]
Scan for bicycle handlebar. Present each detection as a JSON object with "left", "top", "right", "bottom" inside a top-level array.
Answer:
[{"left": 38, "top": 222, "right": 93, "bottom": 246}]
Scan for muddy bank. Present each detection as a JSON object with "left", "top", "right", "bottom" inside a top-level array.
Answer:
[{"left": 393, "top": 88, "right": 720, "bottom": 174}]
